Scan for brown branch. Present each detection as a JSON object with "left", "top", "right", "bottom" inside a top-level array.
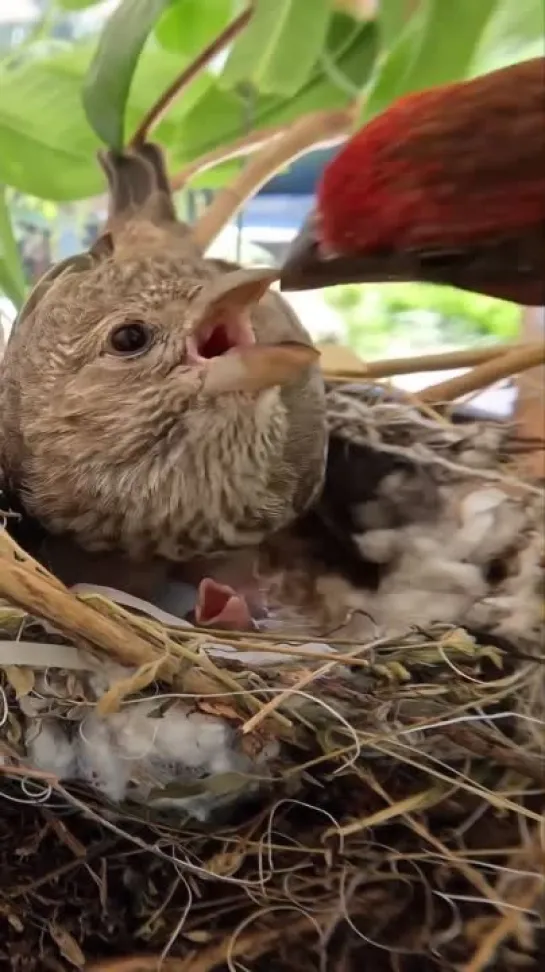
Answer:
[
  {"left": 192, "top": 104, "right": 357, "bottom": 250},
  {"left": 461, "top": 830, "right": 545, "bottom": 972},
  {"left": 130, "top": 4, "right": 255, "bottom": 147},
  {"left": 86, "top": 915, "right": 316, "bottom": 971},
  {"left": 170, "top": 123, "right": 290, "bottom": 191},
  {"left": 420, "top": 342, "right": 545, "bottom": 404},
  {"left": 0, "top": 540, "right": 174, "bottom": 676},
  {"left": 513, "top": 306, "right": 545, "bottom": 479},
  {"left": 440, "top": 724, "right": 545, "bottom": 787},
  {"left": 334, "top": 0, "right": 378, "bottom": 16},
  {"left": 319, "top": 343, "right": 520, "bottom": 381}
]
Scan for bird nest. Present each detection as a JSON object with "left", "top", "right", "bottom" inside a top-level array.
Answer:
[{"left": 0, "top": 384, "right": 544, "bottom": 972}]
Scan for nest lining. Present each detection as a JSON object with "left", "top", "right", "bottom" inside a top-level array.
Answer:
[{"left": 0, "top": 386, "right": 544, "bottom": 972}]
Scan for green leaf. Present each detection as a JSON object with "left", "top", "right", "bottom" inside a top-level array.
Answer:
[
  {"left": 155, "top": 0, "right": 232, "bottom": 56},
  {"left": 378, "top": 0, "right": 414, "bottom": 47},
  {"left": 0, "top": 10, "right": 376, "bottom": 202},
  {"left": 124, "top": 45, "right": 214, "bottom": 146},
  {"left": 0, "top": 52, "right": 102, "bottom": 201},
  {"left": 148, "top": 771, "right": 252, "bottom": 802},
  {"left": 0, "top": 188, "right": 27, "bottom": 310},
  {"left": 82, "top": 0, "right": 172, "bottom": 149},
  {"left": 470, "top": 0, "right": 545, "bottom": 76},
  {"left": 363, "top": 0, "right": 498, "bottom": 121},
  {"left": 0, "top": 38, "right": 217, "bottom": 201},
  {"left": 221, "top": 0, "right": 332, "bottom": 97},
  {"left": 362, "top": 6, "right": 426, "bottom": 122},
  {"left": 56, "top": 0, "right": 104, "bottom": 9},
  {"left": 173, "top": 17, "right": 378, "bottom": 173}
]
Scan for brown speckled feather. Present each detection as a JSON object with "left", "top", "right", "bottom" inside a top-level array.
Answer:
[{"left": 0, "top": 143, "right": 326, "bottom": 564}]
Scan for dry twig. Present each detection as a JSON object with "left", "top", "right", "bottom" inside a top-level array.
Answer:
[
  {"left": 86, "top": 915, "right": 315, "bottom": 971},
  {"left": 421, "top": 342, "right": 545, "bottom": 404},
  {"left": 319, "top": 342, "right": 522, "bottom": 382},
  {"left": 192, "top": 104, "right": 356, "bottom": 250},
  {"left": 170, "top": 124, "right": 290, "bottom": 191},
  {"left": 130, "top": 6, "right": 254, "bottom": 147}
]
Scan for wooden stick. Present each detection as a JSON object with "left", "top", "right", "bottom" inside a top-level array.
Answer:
[
  {"left": 334, "top": 0, "right": 378, "bottom": 16},
  {"left": 420, "top": 343, "right": 545, "bottom": 404},
  {"left": 513, "top": 307, "right": 545, "bottom": 479},
  {"left": 86, "top": 915, "right": 315, "bottom": 971},
  {"left": 461, "top": 830, "right": 545, "bottom": 972},
  {"left": 0, "top": 546, "right": 171, "bottom": 675},
  {"left": 319, "top": 343, "right": 520, "bottom": 381},
  {"left": 130, "top": 5, "right": 254, "bottom": 147},
  {"left": 170, "top": 124, "right": 290, "bottom": 191},
  {"left": 192, "top": 104, "right": 356, "bottom": 250}
]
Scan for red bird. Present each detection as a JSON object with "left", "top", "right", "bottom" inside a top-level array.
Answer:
[{"left": 280, "top": 58, "right": 545, "bottom": 306}]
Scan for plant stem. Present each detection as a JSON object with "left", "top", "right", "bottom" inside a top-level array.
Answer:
[
  {"left": 420, "top": 342, "right": 545, "bottom": 404},
  {"left": 192, "top": 104, "right": 356, "bottom": 250},
  {"left": 170, "top": 124, "right": 290, "bottom": 190},
  {"left": 319, "top": 343, "right": 520, "bottom": 380},
  {"left": 130, "top": 5, "right": 255, "bottom": 147}
]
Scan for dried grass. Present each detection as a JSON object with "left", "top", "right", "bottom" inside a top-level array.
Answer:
[{"left": 0, "top": 385, "right": 544, "bottom": 972}]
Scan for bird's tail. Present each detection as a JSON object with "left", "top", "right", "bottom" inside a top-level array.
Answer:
[{"left": 98, "top": 142, "right": 178, "bottom": 229}]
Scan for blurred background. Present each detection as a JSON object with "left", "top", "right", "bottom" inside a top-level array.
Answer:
[{"left": 1, "top": 0, "right": 543, "bottom": 413}]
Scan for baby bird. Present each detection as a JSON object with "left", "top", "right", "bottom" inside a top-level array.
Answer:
[{"left": 0, "top": 143, "right": 326, "bottom": 565}]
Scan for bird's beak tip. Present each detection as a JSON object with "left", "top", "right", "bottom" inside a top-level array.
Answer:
[{"left": 279, "top": 211, "right": 326, "bottom": 292}]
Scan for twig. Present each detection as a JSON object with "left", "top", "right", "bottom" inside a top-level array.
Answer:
[
  {"left": 320, "top": 343, "right": 521, "bottom": 381},
  {"left": 0, "top": 544, "right": 173, "bottom": 675},
  {"left": 461, "top": 832, "right": 545, "bottom": 972},
  {"left": 192, "top": 104, "right": 356, "bottom": 250},
  {"left": 513, "top": 306, "right": 545, "bottom": 480},
  {"left": 9, "top": 837, "right": 115, "bottom": 897},
  {"left": 440, "top": 723, "right": 545, "bottom": 787},
  {"left": 86, "top": 914, "right": 314, "bottom": 971},
  {"left": 170, "top": 124, "right": 289, "bottom": 190},
  {"left": 359, "top": 772, "right": 516, "bottom": 915},
  {"left": 421, "top": 342, "right": 545, "bottom": 404},
  {"left": 130, "top": 5, "right": 255, "bottom": 147}
]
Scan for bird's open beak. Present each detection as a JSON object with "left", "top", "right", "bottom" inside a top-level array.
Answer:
[{"left": 279, "top": 210, "right": 412, "bottom": 292}]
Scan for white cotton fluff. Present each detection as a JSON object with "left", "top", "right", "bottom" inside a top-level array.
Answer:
[
  {"left": 26, "top": 719, "right": 78, "bottom": 780},
  {"left": 26, "top": 698, "right": 278, "bottom": 821},
  {"left": 19, "top": 474, "right": 543, "bottom": 819},
  {"left": 333, "top": 485, "right": 543, "bottom": 639}
]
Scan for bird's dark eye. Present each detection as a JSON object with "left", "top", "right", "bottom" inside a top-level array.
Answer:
[{"left": 108, "top": 321, "right": 153, "bottom": 357}]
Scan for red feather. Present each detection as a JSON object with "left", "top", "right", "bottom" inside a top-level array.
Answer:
[{"left": 318, "top": 58, "right": 545, "bottom": 255}]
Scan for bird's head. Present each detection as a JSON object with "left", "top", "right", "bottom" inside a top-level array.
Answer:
[
  {"left": 1, "top": 147, "right": 326, "bottom": 561},
  {"left": 281, "top": 57, "right": 545, "bottom": 306}
]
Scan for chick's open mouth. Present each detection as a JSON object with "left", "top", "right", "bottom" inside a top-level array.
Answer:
[{"left": 186, "top": 314, "right": 256, "bottom": 363}]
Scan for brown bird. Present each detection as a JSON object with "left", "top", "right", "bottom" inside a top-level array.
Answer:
[
  {"left": 0, "top": 143, "right": 326, "bottom": 570},
  {"left": 281, "top": 57, "right": 545, "bottom": 306}
]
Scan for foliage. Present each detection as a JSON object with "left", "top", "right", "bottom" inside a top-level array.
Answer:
[
  {"left": 0, "top": 188, "right": 26, "bottom": 308},
  {"left": 82, "top": 0, "right": 173, "bottom": 148},
  {"left": 325, "top": 282, "right": 522, "bottom": 357},
  {"left": 363, "top": 0, "right": 497, "bottom": 121},
  {"left": 0, "top": 0, "right": 542, "bottom": 307}
]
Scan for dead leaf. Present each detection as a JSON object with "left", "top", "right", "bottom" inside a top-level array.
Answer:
[
  {"left": 198, "top": 699, "right": 244, "bottom": 722},
  {"left": 4, "top": 665, "right": 35, "bottom": 699},
  {"left": 239, "top": 731, "right": 268, "bottom": 760},
  {"left": 6, "top": 912, "right": 24, "bottom": 933},
  {"left": 184, "top": 930, "right": 214, "bottom": 943},
  {"left": 49, "top": 924, "right": 86, "bottom": 968},
  {"left": 96, "top": 658, "right": 165, "bottom": 715},
  {"left": 5, "top": 711, "right": 22, "bottom": 745},
  {"left": 205, "top": 850, "right": 245, "bottom": 877},
  {"left": 18, "top": 694, "right": 47, "bottom": 717}
]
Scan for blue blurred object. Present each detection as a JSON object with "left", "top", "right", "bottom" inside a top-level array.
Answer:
[
  {"left": 242, "top": 147, "right": 333, "bottom": 236},
  {"left": 258, "top": 148, "right": 333, "bottom": 197}
]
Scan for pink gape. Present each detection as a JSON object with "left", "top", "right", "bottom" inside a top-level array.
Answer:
[{"left": 195, "top": 577, "right": 255, "bottom": 630}]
